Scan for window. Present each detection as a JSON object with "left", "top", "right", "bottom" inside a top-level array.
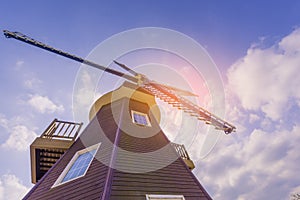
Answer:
[
  {"left": 52, "top": 143, "right": 100, "bottom": 187},
  {"left": 146, "top": 194, "right": 185, "bottom": 200},
  {"left": 131, "top": 110, "right": 151, "bottom": 126}
]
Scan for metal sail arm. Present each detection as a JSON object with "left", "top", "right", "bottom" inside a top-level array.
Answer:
[
  {"left": 3, "top": 30, "right": 138, "bottom": 83},
  {"left": 113, "top": 61, "right": 198, "bottom": 96},
  {"left": 113, "top": 60, "right": 139, "bottom": 76},
  {"left": 142, "top": 82, "right": 236, "bottom": 134},
  {"left": 151, "top": 82, "right": 198, "bottom": 97},
  {"left": 113, "top": 61, "right": 153, "bottom": 87}
]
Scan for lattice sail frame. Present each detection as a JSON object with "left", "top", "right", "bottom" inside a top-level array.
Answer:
[{"left": 142, "top": 82, "right": 236, "bottom": 134}]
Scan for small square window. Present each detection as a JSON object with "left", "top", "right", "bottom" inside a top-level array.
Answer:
[
  {"left": 131, "top": 110, "right": 151, "bottom": 126},
  {"left": 52, "top": 143, "right": 100, "bottom": 187},
  {"left": 146, "top": 194, "right": 185, "bottom": 200}
]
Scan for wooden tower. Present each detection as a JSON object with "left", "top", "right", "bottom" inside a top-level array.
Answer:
[{"left": 24, "top": 82, "right": 212, "bottom": 199}]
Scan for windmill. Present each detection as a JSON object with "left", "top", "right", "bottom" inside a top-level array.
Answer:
[{"left": 4, "top": 30, "right": 236, "bottom": 200}]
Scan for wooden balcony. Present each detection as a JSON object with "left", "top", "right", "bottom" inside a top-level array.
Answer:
[
  {"left": 171, "top": 143, "right": 195, "bottom": 170},
  {"left": 30, "top": 119, "right": 83, "bottom": 184}
]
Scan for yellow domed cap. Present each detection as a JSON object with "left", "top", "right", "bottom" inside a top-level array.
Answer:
[{"left": 89, "top": 81, "right": 161, "bottom": 122}]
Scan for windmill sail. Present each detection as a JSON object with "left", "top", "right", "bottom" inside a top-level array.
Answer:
[
  {"left": 142, "top": 82, "right": 236, "bottom": 134},
  {"left": 3, "top": 30, "right": 236, "bottom": 134}
]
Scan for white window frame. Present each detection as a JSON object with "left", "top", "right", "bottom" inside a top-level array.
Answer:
[
  {"left": 52, "top": 143, "right": 101, "bottom": 187},
  {"left": 131, "top": 110, "right": 151, "bottom": 127},
  {"left": 146, "top": 194, "right": 185, "bottom": 200}
]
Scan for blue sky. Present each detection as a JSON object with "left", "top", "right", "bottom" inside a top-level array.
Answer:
[{"left": 1, "top": 1, "right": 300, "bottom": 199}]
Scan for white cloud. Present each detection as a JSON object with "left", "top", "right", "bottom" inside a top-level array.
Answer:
[
  {"left": 249, "top": 113, "right": 260, "bottom": 124},
  {"left": 0, "top": 114, "right": 8, "bottom": 129},
  {"left": 158, "top": 99, "right": 183, "bottom": 141},
  {"left": 0, "top": 174, "right": 30, "bottom": 200},
  {"left": 73, "top": 69, "right": 101, "bottom": 125},
  {"left": 73, "top": 70, "right": 96, "bottom": 109},
  {"left": 24, "top": 78, "right": 42, "bottom": 90},
  {"left": 195, "top": 29, "right": 300, "bottom": 200},
  {"left": 13, "top": 60, "right": 25, "bottom": 71},
  {"left": 28, "top": 94, "right": 64, "bottom": 114},
  {"left": 1, "top": 125, "right": 37, "bottom": 151},
  {"left": 227, "top": 28, "right": 300, "bottom": 120},
  {"left": 14, "top": 60, "right": 25, "bottom": 71},
  {"left": 0, "top": 114, "right": 37, "bottom": 151},
  {"left": 196, "top": 124, "right": 300, "bottom": 200},
  {"left": 279, "top": 28, "right": 300, "bottom": 53},
  {"left": 16, "top": 61, "right": 24, "bottom": 67}
]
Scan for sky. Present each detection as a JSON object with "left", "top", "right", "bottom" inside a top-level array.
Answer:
[{"left": 1, "top": 1, "right": 300, "bottom": 199}]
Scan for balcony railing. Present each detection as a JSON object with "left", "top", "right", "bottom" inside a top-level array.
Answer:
[
  {"left": 171, "top": 143, "right": 195, "bottom": 170},
  {"left": 41, "top": 118, "right": 83, "bottom": 141},
  {"left": 31, "top": 118, "right": 83, "bottom": 183}
]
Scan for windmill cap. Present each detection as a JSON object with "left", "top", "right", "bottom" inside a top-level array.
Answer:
[{"left": 89, "top": 81, "right": 161, "bottom": 122}]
